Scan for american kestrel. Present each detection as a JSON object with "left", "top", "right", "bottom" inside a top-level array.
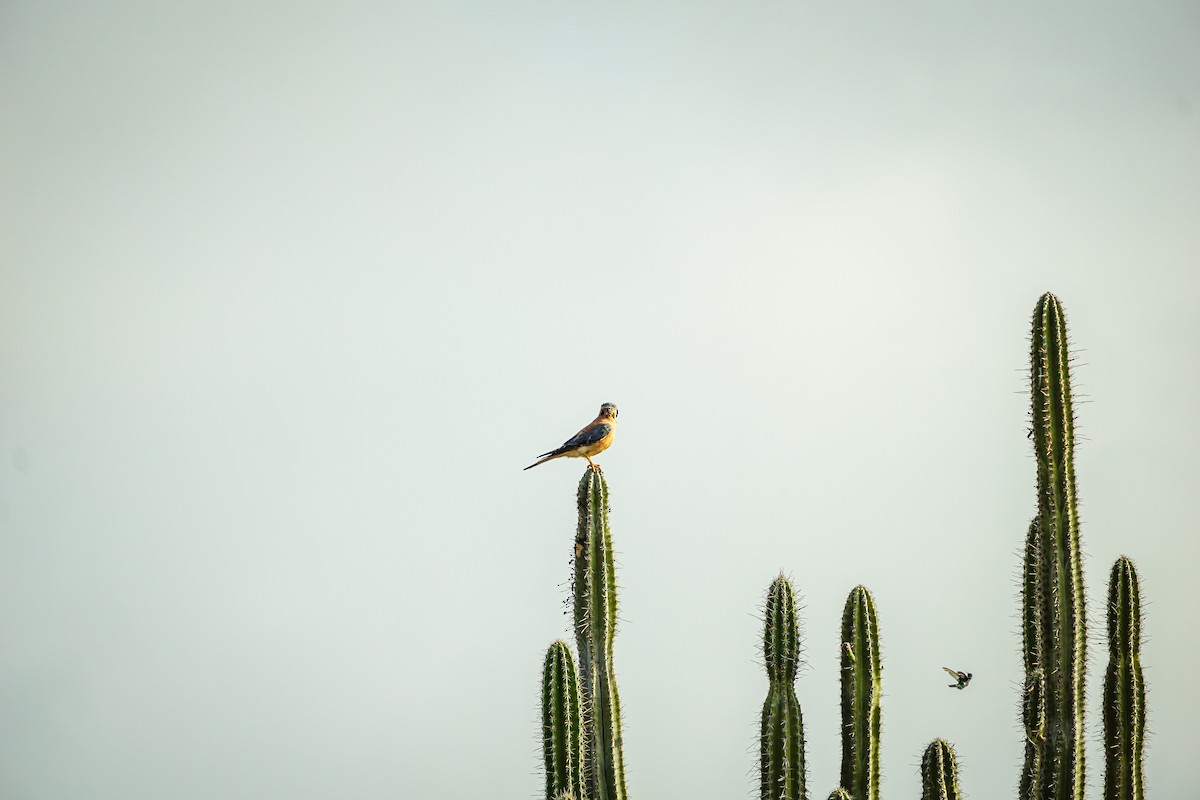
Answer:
[
  {"left": 943, "top": 667, "right": 972, "bottom": 690},
  {"left": 524, "top": 403, "right": 618, "bottom": 471}
]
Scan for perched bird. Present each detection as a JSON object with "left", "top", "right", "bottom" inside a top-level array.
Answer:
[
  {"left": 524, "top": 403, "right": 618, "bottom": 471},
  {"left": 943, "top": 667, "right": 973, "bottom": 690}
]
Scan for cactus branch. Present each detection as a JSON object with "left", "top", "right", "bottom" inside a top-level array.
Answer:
[
  {"left": 1103, "top": 556, "right": 1146, "bottom": 800},
  {"left": 542, "top": 641, "right": 586, "bottom": 800}
]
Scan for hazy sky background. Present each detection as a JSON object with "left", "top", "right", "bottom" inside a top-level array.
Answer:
[{"left": 2, "top": 3, "right": 1198, "bottom": 798}]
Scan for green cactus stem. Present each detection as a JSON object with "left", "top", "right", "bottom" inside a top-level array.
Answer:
[
  {"left": 921, "top": 739, "right": 962, "bottom": 800},
  {"left": 826, "top": 789, "right": 852, "bottom": 800},
  {"left": 542, "top": 641, "right": 586, "bottom": 800},
  {"left": 1026, "top": 292, "right": 1087, "bottom": 800},
  {"left": 1103, "top": 557, "right": 1146, "bottom": 800},
  {"left": 760, "top": 575, "right": 806, "bottom": 800},
  {"left": 572, "top": 467, "right": 627, "bottom": 800},
  {"left": 1020, "top": 666, "right": 1048, "bottom": 800},
  {"left": 764, "top": 574, "right": 802, "bottom": 684},
  {"left": 839, "top": 585, "right": 881, "bottom": 800},
  {"left": 1020, "top": 519, "right": 1046, "bottom": 800}
]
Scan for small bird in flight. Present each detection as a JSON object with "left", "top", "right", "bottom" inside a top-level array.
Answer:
[
  {"left": 524, "top": 403, "right": 618, "bottom": 471},
  {"left": 943, "top": 667, "right": 973, "bottom": 690}
]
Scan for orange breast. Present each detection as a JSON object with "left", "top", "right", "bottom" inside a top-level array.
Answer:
[{"left": 576, "top": 428, "right": 615, "bottom": 457}]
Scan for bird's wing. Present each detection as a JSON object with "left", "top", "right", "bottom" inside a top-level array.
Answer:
[
  {"left": 943, "top": 667, "right": 960, "bottom": 678},
  {"left": 560, "top": 422, "right": 612, "bottom": 450},
  {"left": 534, "top": 422, "right": 613, "bottom": 458}
]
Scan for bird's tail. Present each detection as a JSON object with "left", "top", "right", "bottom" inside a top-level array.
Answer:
[{"left": 523, "top": 450, "right": 566, "bottom": 470}]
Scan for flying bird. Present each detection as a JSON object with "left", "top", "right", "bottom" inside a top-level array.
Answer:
[
  {"left": 524, "top": 403, "right": 618, "bottom": 471},
  {"left": 943, "top": 667, "right": 973, "bottom": 690}
]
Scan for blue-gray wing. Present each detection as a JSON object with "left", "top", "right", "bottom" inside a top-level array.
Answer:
[{"left": 561, "top": 423, "right": 612, "bottom": 449}]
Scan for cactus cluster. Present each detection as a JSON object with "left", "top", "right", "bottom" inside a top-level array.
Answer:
[
  {"left": 1019, "top": 293, "right": 1149, "bottom": 799},
  {"left": 530, "top": 293, "right": 1149, "bottom": 800}
]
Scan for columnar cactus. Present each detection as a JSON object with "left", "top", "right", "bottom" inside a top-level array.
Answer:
[
  {"left": 542, "top": 640, "right": 586, "bottom": 800},
  {"left": 827, "top": 790, "right": 852, "bottom": 800},
  {"left": 1103, "top": 557, "right": 1146, "bottom": 800},
  {"left": 839, "top": 585, "right": 881, "bottom": 800},
  {"left": 1020, "top": 519, "right": 1047, "bottom": 800},
  {"left": 572, "top": 467, "right": 627, "bottom": 800},
  {"left": 1023, "top": 292, "right": 1088, "bottom": 800},
  {"left": 760, "top": 574, "right": 807, "bottom": 800},
  {"left": 920, "top": 739, "right": 962, "bottom": 800}
]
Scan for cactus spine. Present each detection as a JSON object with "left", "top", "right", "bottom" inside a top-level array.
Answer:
[
  {"left": 572, "top": 468, "right": 627, "bottom": 800},
  {"left": 760, "top": 575, "right": 807, "bottom": 800},
  {"left": 920, "top": 739, "right": 962, "bottom": 800},
  {"left": 1103, "top": 557, "right": 1146, "bottom": 800},
  {"left": 839, "top": 585, "right": 881, "bottom": 800},
  {"left": 542, "top": 640, "right": 586, "bottom": 800},
  {"left": 1023, "top": 292, "right": 1087, "bottom": 800}
]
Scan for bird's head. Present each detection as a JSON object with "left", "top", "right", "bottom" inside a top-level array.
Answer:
[{"left": 599, "top": 403, "right": 618, "bottom": 419}]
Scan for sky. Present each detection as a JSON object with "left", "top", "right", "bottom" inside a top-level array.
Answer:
[{"left": 1, "top": 2, "right": 1198, "bottom": 798}]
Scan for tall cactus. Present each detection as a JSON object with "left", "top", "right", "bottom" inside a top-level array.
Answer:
[
  {"left": 542, "top": 640, "right": 586, "bottom": 800},
  {"left": 920, "top": 739, "right": 962, "bottom": 800},
  {"left": 1023, "top": 292, "right": 1088, "bottom": 800},
  {"left": 1103, "top": 557, "right": 1146, "bottom": 800},
  {"left": 572, "top": 467, "right": 627, "bottom": 800},
  {"left": 760, "top": 575, "right": 807, "bottom": 800},
  {"left": 839, "top": 585, "right": 881, "bottom": 800}
]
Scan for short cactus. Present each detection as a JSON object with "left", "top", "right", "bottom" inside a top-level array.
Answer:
[
  {"left": 760, "top": 575, "right": 806, "bottom": 800},
  {"left": 1103, "top": 557, "right": 1146, "bottom": 800},
  {"left": 920, "top": 739, "right": 962, "bottom": 800},
  {"left": 541, "top": 640, "right": 585, "bottom": 800},
  {"left": 1023, "top": 292, "right": 1088, "bottom": 800},
  {"left": 826, "top": 790, "right": 852, "bottom": 800},
  {"left": 572, "top": 468, "right": 627, "bottom": 800},
  {"left": 839, "top": 585, "right": 881, "bottom": 800}
]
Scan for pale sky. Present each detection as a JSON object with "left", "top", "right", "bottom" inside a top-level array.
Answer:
[{"left": 2, "top": 3, "right": 1198, "bottom": 799}]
